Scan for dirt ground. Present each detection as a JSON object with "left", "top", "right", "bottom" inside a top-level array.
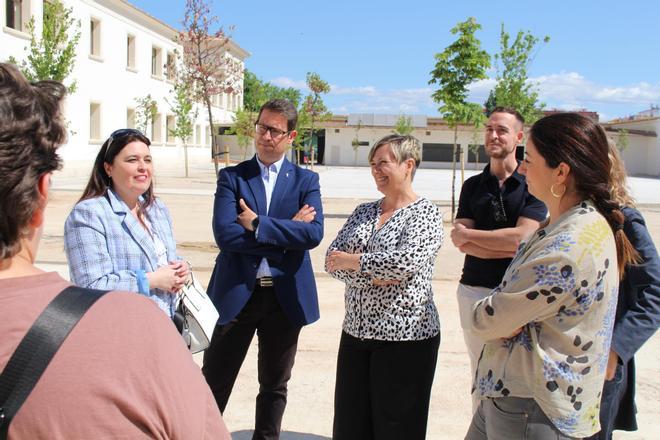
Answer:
[{"left": 40, "top": 189, "right": 660, "bottom": 439}]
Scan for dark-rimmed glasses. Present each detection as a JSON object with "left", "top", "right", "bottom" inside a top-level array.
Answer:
[{"left": 255, "top": 123, "right": 289, "bottom": 140}]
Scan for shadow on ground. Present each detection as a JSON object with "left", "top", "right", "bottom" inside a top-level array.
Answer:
[{"left": 231, "top": 431, "right": 330, "bottom": 440}]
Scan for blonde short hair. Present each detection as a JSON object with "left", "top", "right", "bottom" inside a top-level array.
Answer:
[{"left": 368, "top": 134, "right": 421, "bottom": 178}]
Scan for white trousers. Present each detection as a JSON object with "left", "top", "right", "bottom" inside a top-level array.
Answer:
[{"left": 456, "top": 283, "right": 494, "bottom": 413}]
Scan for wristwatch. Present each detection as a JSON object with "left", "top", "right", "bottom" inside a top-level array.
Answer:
[{"left": 251, "top": 216, "right": 259, "bottom": 231}]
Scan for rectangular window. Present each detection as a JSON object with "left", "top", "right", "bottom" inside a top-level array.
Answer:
[
  {"left": 89, "top": 18, "right": 101, "bottom": 56},
  {"left": 422, "top": 143, "right": 455, "bottom": 162},
  {"left": 467, "top": 144, "right": 486, "bottom": 164},
  {"left": 151, "top": 46, "right": 162, "bottom": 77},
  {"left": 206, "top": 126, "right": 211, "bottom": 146},
  {"left": 89, "top": 103, "right": 101, "bottom": 141},
  {"left": 166, "top": 115, "right": 175, "bottom": 143},
  {"left": 126, "top": 108, "right": 135, "bottom": 129},
  {"left": 195, "top": 125, "right": 201, "bottom": 146},
  {"left": 152, "top": 113, "right": 162, "bottom": 143},
  {"left": 165, "top": 52, "right": 175, "bottom": 80},
  {"left": 126, "top": 34, "right": 135, "bottom": 69},
  {"left": 6, "top": 0, "right": 23, "bottom": 30}
]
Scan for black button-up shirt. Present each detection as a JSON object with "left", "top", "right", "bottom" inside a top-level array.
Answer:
[{"left": 456, "top": 162, "right": 547, "bottom": 288}]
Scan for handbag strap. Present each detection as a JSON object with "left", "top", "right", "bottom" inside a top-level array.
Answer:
[{"left": 0, "top": 286, "right": 109, "bottom": 439}]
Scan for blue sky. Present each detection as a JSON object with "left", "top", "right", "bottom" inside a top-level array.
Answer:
[{"left": 132, "top": 0, "right": 660, "bottom": 121}]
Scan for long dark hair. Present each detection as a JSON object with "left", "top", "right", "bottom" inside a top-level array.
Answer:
[
  {"left": 0, "top": 63, "right": 66, "bottom": 259},
  {"left": 79, "top": 129, "right": 155, "bottom": 208},
  {"left": 529, "top": 113, "right": 639, "bottom": 278}
]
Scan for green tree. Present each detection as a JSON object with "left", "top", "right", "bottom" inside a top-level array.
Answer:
[
  {"left": 227, "top": 108, "right": 256, "bottom": 160},
  {"left": 393, "top": 115, "right": 414, "bottom": 135},
  {"left": 135, "top": 95, "right": 158, "bottom": 135},
  {"left": 8, "top": 0, "right": 81, "bottom": 92},
  {"left": 484, "top": 90, "right": 497, "bottom": 115},
  {"left": 429, "top": 17, "right": 490, "bottom": 219},
  {"left": 178, "top": 0, "right": 242, "bottom": 175},
  {"left": 299, "top": 72, "right": 331, "bottom": 170},
  {"left": 243, "top": 69, "right": 301, "bottom": 112},
  {"left": 490, "top": 24, "right": 550, "bottom": 123},
  {"left": 167, "top": 57, "right": 198, "bottom": 177}
]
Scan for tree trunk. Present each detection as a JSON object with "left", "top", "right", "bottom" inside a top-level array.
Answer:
[
  {"left": 205, "top": 98, "right": 217, "bottom": 176},
  {"left": 451, "top": 126, "right": 458, "bottom": 220},
  {"left": 184, "top": 142, "right": 189, "bottom": 178}
]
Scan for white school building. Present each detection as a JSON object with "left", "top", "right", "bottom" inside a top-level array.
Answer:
[{"left": 1, "top": 0, "right": 248, "bottom": 174}]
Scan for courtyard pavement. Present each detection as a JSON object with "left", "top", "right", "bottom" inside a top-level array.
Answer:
[{"left": 39, "top": 160, "right": 659, "bottom": 439}]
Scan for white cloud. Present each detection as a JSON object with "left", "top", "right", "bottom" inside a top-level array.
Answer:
[
  {"left": 270, "top": 76, "right": 308, "bottom": 90},
  {"left": 330, "top": 85, "right": 378, "bottom": 96},
  {"left": 269, "top": 73, "right": 660, "bottom": 118},
  {"left": 534, "top": 72, "right": 660, "bottom": 108}
]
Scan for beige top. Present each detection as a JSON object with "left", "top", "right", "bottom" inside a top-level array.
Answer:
[
  {"left": 471, "top": 201, "right": 618, "bottom": 438},
  {"left": 0, "top": 272, "right": 230, "bottom": 440}
]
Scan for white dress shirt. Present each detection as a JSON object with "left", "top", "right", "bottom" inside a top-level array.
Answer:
[{"left": 255, "top": 154, "right": 285, "bottom": 279}]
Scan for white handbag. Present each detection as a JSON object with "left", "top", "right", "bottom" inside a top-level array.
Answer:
[{"left": 174, "top": 272, "right": 219, "bottom": 354}]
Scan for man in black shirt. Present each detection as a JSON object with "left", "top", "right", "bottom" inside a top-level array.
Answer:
[{"left": 451, "top": 107, "right": 547, "bottom": 411}]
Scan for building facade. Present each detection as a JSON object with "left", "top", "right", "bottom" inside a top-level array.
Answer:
[{"left": 1, "top": 0, "right": 248, "bottom": 173}]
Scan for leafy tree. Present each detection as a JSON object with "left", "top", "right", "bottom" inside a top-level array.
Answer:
[
  {"left": 167, "top": 56, "right": 198, "bottom": 177},
  {"left": 429, "top": 17, "right": 490, "bottom": 219},
  {"left": 8, "top": 0, "right": 81, "bottom": 92},
  {"left": 135, "top": 95, "right": 158, "bottom": 135},
  {"left": 393, "top": 115, "right": 414, "bottom": 135},
  {"left": 299, "top": 72, "right": 331, "bottom": 169},
  {"left": 243, "top": 69, "right": 301, "bottom": 112},
  {"left": 484, "top": 90, "right": 497, "bottom": 116},
  {"left": 178, "top": 0, "right": 242, "bottom": 175},
  {"left": 490, "top": 24, "right": 550, "bottom": 123},
  {"left": 227, "top": 108, "right": 255, "bottom": 160}
]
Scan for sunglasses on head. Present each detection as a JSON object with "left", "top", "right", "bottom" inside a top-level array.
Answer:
[{"left": 104, "top": 128, "right": 146, "bottom": 161}]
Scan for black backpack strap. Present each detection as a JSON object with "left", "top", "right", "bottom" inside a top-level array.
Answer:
[{"left": 0, "top": 286, "right": 109, "bottom": 439}]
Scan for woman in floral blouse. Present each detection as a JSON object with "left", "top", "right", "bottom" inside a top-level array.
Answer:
[
  {"left": 466, "top": 113, "right": 640, "bottom": 439},
  {"left": 326, "top": 134, "right": 443, "bottom": 439}
]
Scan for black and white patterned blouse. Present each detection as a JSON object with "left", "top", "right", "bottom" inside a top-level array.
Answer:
[{"left": 326, "top": 197, "right": 443, "bottom": 341}]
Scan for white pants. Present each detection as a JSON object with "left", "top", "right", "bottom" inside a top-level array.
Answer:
[{"left": 456, "top": 283, "right": 494, "bottom": 413}]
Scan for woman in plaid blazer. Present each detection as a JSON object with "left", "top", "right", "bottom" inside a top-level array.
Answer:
[{"left": 64, "top": 129, "right": 189, "bottom": 317}]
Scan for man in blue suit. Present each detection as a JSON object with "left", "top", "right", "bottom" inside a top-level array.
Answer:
[{"left": 203, "top": 99, "right": 323, "bottom": 439}]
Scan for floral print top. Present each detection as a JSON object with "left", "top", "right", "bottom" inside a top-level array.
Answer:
[
  {"left": 326, "top": 197, "right": 443, "bottom": 341},
  {"left": 471, "top": 201, "right": 618, "bottom": 438}
]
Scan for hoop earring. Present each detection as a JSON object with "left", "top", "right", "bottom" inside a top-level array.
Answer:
[{"left": 550, "top": 183, "right": 566, "bottom": 198}]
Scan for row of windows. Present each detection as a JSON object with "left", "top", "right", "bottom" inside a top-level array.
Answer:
[
  {"left": 89, "top": 103, "right": 212, "bottom": 147},
  {"left": 422, "top": 143, "right": 525, "bottom": 162},
  {"left": 5, "top": 1, "right": 242, "bottom": 112}
]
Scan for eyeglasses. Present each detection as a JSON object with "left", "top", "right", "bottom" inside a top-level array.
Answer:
[
  {"left": 255, "top": 123, "right": 289, "bottom": 140},
  {"left": 491, "top": 192, "right": 508, "bottom": 223},
  {"left": 104, "top": 128, "right": 145, "bottom": 161}
]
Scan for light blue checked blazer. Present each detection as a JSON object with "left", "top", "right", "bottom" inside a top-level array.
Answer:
[{"left": 64, "top": 188, "right": 182, "bottom": 316}]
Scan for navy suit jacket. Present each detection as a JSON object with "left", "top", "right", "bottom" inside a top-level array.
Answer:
[
  {"left": 608, "top": 207, "right": 660, "bottom": 431},
  {"left": 208, "top": 156, "right": 323, "bottom": 327}
]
